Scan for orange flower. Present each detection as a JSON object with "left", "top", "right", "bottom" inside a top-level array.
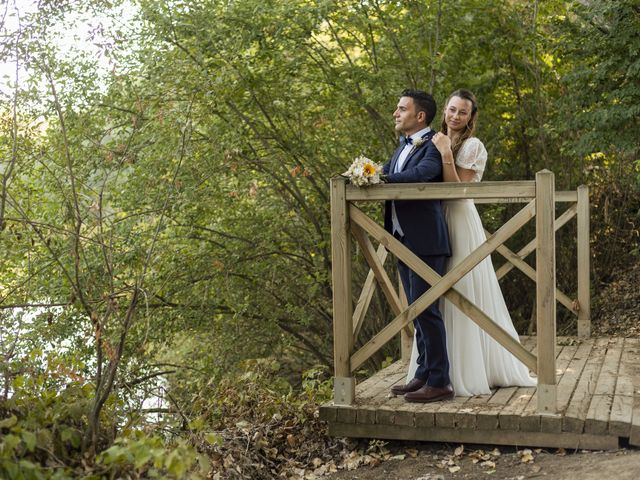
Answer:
[{"left": 363, "top": 163, "right": 376, "bottom": 176}]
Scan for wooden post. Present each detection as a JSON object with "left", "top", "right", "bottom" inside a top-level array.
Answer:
[
  {"left": 330, "top": 177, "right": 355, "bottom": 405},
  {"left": 577, "top": 185, "right": 591, "bottom": 338},
  {"left": 398, "top": 272, "right": 413, "bottom": 362},
  {"left": 536, "top": 170, "right": 557, "bottom": 414}
]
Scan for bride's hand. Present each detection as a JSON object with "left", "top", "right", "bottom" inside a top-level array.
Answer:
[{"left": 432, "top": 132, "right": 451, "bottom": 154}]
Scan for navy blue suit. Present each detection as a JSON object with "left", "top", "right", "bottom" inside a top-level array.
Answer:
[{"left": 383, "top": 130, "right": 452, "bottom": 387}]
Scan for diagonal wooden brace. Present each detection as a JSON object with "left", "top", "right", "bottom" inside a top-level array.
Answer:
[
  {"left": 352, "top": 223, "right": 403, "bottom": 315},
  {"left": 495, "top": 203, "right": 577, "bottom": 280},
  {"left": 488, "top": 230, "right": 578, "bottom": 315},
  {"left": 352, "top": 243, "right": 388, "bottom": 339},
  {"left": 349, "top": 201, "right": 537, "bottom": 373}
]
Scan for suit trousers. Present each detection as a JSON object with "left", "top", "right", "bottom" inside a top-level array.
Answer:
[{"left": 396, "top": 235, "right": 450, "bottom": 387}]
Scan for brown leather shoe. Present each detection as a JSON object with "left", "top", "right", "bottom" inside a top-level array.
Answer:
[
  {"left": 390, "top": 377, "right": 426, "bottom": 396},
  {"left": 403, "top": 384, "right": 454, "bottom": 403}
]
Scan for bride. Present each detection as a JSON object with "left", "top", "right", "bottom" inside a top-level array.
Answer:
[{"left": 404, "top": 89, "right": 535, "bottom": 396}]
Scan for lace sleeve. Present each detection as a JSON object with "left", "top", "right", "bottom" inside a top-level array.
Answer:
[{"left": 455, "top": 138, "right": 487, "bottom": 180}]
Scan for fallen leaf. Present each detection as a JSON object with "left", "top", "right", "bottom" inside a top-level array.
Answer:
[
  {"left": 519, "top": 449, "right": 534, "bottom": 463},
  {"left": 406, "top": 448, "right": 419, "bottom": 458},
  {"left": 449, "top": 465, "right": 461, "bottom": 473},
  {"left": 454, "top": 445, "right": 465, "bottom": 456}
]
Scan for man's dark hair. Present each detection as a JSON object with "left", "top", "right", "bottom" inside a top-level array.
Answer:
[{"left": 401, "top": 89, "right": 437, "bottom": 125}]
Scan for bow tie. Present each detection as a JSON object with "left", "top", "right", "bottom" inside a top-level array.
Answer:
[{"left": 401, "top": 136, "right": 413, "bottom": 146}]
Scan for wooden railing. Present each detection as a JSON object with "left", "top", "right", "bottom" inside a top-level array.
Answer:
[{"left": 330, "top": 170, "right": 590, "bottom": 415}]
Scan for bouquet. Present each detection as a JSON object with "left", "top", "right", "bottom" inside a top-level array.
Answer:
[{"left": 342, "top": 156, "right": 383, "bottom": 187}]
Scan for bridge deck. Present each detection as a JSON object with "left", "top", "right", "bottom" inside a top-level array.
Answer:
[{"left": 320, "top": 336, "right": 640, "bottom": 450}]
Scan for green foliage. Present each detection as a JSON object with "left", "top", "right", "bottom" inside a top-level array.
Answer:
[
  {"left": 1, "top": 0, "right": 639, "bottom": 473},
  {"left": 96, "top": 434, "right": 207, "bottom": 479}
]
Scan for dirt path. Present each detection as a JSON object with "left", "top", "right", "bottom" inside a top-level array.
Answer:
[{"left": 323, "top": 441, "right": 639, "bottom": 479}]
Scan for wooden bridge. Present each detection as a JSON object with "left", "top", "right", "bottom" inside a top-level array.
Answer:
[{"left": 320, "top": 171, "right": 640, "bottom": 449}]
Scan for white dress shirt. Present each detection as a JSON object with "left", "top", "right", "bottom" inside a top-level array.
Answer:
[{"left": 391, "top": 127, "right": 431, "bottom": 236}]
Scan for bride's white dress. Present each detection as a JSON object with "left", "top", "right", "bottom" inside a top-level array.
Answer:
[{"left": 405, "top": 137, "right": 536, "bottom": 396}]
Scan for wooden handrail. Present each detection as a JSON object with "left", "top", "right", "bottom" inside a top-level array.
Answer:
[{"left": 329, "top": 171, "right": 590, "bottom": 415}]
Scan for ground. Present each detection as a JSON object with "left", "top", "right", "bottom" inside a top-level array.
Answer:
[
  {"left": 322, "top": 440, "right": 639, "bottom": 479},
  {"left": 321, "top": 260, "right": 640, "bottom": 480}
]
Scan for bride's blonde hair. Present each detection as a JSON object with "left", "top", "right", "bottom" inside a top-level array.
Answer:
[{"left": 440, "top": 89, "right": 478, "bottom": 159}]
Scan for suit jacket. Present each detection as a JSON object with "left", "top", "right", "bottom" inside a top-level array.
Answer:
[{"left": 382, "top": 130, "right": 451, "bottom": 257}]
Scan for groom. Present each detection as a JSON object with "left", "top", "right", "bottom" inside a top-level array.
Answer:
[{"left": 382, "top": 89, "right": 454, "bottom": 403}]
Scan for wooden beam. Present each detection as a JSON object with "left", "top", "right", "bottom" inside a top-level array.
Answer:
[
  {"left": 345, "top": 181, "right": 536, "bottom": 202},
  {"left": 490, "top": 232, "right": 578, "bottom": 315},
  {"left": 495, "top": 203, "right": 577, "bottom": 280},
  {"left": 327, "top": 422, "right": 618, "bottom": 450},
  {"left": 330, "top": 177, "right": 354, "bottom": 405},
  {"left": 577, "top": 185, "right": 591, "bottom": 338},
  {"left": 536, "top": 170, "right": 557, "bottom": 414},
  {"left": 555, "top": 191, "right": 578, "bottom": 202},
  {"left": 345, "top": 183, "right": 578, "bottom": 203},
  {"left": 352, "top": 244, "right": 387, "bottom": 340},
  {"left": 398, "top": 272, "right": 413, "bottom": 362},
  {"left": 348, "top": 203, "right": 537, "bottom": 373},
  {"left": 351, "top": 224, "right": 402, "bottom": 316}
]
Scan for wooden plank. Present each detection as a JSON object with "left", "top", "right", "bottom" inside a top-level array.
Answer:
[
  {"left": 451, "top": 341, "right": 536, "bottom": 430},
  {"left": 555, "top": 191, "right": 578, "bottom": 202},
  {"left": 563, "top": 338, "right": 609, "bottom": 433},
  {"left": 345, "top": 181, "right": 536, "bottom": 202},
  {"left": 495, "top": 203, "right": 577, "bottom": 281},
  {"left": 585, "top": 338, "right": 624, "bottom": 435},
  {"left": 609, "top": 337, "right": 635, "bottom": 436},
  {"left": 455, "top": 394, "right": 493, "bottom": 430},
  {"left": 492, "top": 335, "right": 538, "bottom": 430},
  {"left": 318, "top": 405, "right": 337, "bottom": 422},
  {"left": 328, "top": 422, "right": 618, "bottom": 450},
  {"left": 476, "top": 387, "right": 517, "bottom": 430},
  {"left": 625, "top": 338, "right": 640, "bottom": 446},
  {"left": 335, "top": 406, "right": 357, "bottom": 424},
  {"left": 376, "top": 396, "right": 416, "bottom": 427},
  {"left": 414, "top": 402, "right": 437, "bottom": 428},
  {"left": 536, "top": 170, "right": 556, "bottom": 414},
  {"left": 475, "top": 190, "right": 577, "bottom": 204},
  {"left": 541, "top": 340, "right": 592, "bottom": 433},
  {"left": 355, "top": 405, "right": 377, "bottom": 425},
  {"left": 398, "top": 272, "right": 413, "bottom": 362},
  {"left": 498, "top": 338, "right": 540, "bottom": 430},
  {"left": 475, "top": 338, "right": 536, "bottom": 429},
  {"left": 498, "top": 387, "right": 536, "bottom": 430},
  {"left": 352, "top": 243, "right": 387, "bottom": 340},
  {"left": 520, "top": 343, "right": 573, "bottom": 431},
  {"left": 349, "top": 204, "right": 537, "bottom": 372},
  {"left": 356, "top": 361, "right": 406, "bottom": 403},
  {"left": 434, "top": 395, "right": 472, "bottom": 429},
  {"left": 354, "top": 362, "right": 405, "bottom": 424},
  {"left": 330, "top": 177, "right": 354, "bottom": 404},
  {"left": 576, "top": 185, "right": 591, "bottom": 338},
  {"left": 631, "top": 395, "right": 640, "bottom": 447}
]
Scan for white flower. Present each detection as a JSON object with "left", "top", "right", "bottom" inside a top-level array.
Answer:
[{"left": 343, "top": 156, "right": 383, "bottom": 187}]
